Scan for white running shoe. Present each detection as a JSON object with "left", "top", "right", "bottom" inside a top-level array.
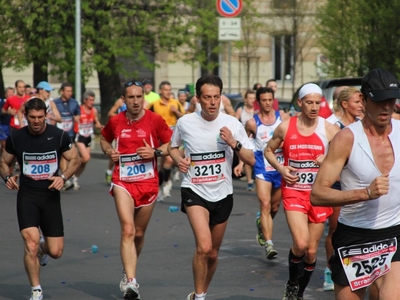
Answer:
[
  {"left": 38, "top": 236, "right": 48, "bottom": 267},
  {"left": 30, "top": 289, "right": 43, "bottom": 300},
  {"left": 120, "top": 270, "right": 127, "bottom": 292},
  {"left": 163, "top": 180, "right": 172, "bottom": 197},
  {"left": 123, "top": 281, "right": 140, "bottom": 300},
  {"left": 157, "top": 190, "right": 164, "bottom": 202},
  {"left": 72, "top": 177, "right": 80, "bottom": 190},
  {"left": 173, "top": 170, "right": 180, "bottom": 181},
  {"left": 186, "top": 292, "right": 195, "bottom": 300}
]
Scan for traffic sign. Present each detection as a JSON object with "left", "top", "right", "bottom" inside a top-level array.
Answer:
[
  {"left": 216, "top": 0, "right": 243, "bottom": 18},
  {"left": 218, "top": 18, "right": 241, "bottom": 41}
]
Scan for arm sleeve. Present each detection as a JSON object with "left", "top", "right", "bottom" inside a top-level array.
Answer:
[{"left": 60, "top": 131, "right": 73, "bottom": 153}]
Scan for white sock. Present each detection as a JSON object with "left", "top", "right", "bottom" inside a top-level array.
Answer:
[
  {"left": 266, "top": 240, "right": 273, "bottom": 246},
  {"left": 194, "top": 292, "right": 206, "bottom": 300},
  {"left": 32, "top": 285, "right": 41, "bottom": 291},
  {"left": 106, "top": 169, "right": 112, "bottom": 175}
]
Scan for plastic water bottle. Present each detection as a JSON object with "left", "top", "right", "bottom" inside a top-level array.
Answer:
[
  {"left": 168, "top": 206, "right": 179, "bottom": 212},
  {"left": 91, "top": 245, "right": 98, "bottom": 253},
  {"left": 289, "top": 106, "right": 296, "bottom": 116}
]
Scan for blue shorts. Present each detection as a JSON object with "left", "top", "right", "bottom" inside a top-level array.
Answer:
[
  {"left": 255, "top": 170, "right": 281, "bottom": 189},
  {"left": 0, "top": 124, "right": 10, "bottom": 141}
]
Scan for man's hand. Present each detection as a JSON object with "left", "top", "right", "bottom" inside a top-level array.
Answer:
[
  {"left": 280, "top": 166, "right": 298, "bottom": 185},
  {"left": 178, "top": 157, "right": 191, "bottom": 173},
  {"left": 137, "top": 139, "right": 155, "bottom": 159},
  {"left": 219, "top": 126, "right": 236, "bottom": 148},
  {"left": 48, "top": 176, "right": 65, "bottom": 191},
  {"left": 368, "top": 173, "right": 390, "bottom": 199},
  {"left": 106, "top": 148, "right": 120, "bottom": 162},
  {"left": 5, "top": 175, "right": 19, "bottom": 190}
]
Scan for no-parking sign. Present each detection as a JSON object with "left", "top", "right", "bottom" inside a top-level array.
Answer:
[{"left": 216, "top": 0, "right": 243, "bottom": 18}]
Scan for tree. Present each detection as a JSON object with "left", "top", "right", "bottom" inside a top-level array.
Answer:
[{"left": 317, "top": 0, "right": 400, "bottom": 78}]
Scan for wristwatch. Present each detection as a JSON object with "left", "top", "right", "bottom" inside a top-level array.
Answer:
[
  {"left": 232, "top": 141, "right": 243, "bottom": 152},
  {"left": 60, "top": 173, "right": 68, "bottom": 183},
  {"left": 154, "top": 149, "right": 163, "bottom": 158},
  {"left": 3, "top": 175, "right": 11, "bottom": 183}
]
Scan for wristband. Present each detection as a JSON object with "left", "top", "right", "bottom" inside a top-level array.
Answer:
[
  {"left": 60, "top": 173, "right": 68, "bottom": 183},
  {"left": 366, "top": 186, "right": 372, "bottom": 199},
  {"left": 3, "top": 175, "right": 11, "bottom": 183}
]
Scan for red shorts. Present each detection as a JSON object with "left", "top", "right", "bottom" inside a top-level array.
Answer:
[
  {"left": 283, "top": 196, "right": 332, "bottom": 223},
  {"left": 110, "top": 181, "right": 158, "bottom": 208}
]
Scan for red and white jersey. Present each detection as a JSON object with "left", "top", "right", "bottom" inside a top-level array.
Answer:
[
  {"left": 74, "top": 105, "right": 95, "bottom": 137},
  {"left": 101, "top": 110, "right": 172, "bottom": 186},
  {"left": 281, "top": 116, "right": 328, "bottom": 200}
]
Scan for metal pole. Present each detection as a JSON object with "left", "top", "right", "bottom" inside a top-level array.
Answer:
[
  {"left": 228, "top": 42, "right": 231, "bottom": 94},
  {"left": 75, "top": 0, "right": 81, "bottom": 103}
]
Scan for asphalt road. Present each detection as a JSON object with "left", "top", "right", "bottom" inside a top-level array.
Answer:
[{"left": 0, "top": 157, "right": 365, "bottom": 300}]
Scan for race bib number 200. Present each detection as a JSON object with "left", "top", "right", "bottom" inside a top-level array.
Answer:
[
  {"left": 338, "top": 238, "right": 397, "bottom": 291},
  {"left": 190, "top": 151, "right": 227, "bottom": 184},
  {"left": 119, "top": 153, "right": 154, "bottom": 182}
]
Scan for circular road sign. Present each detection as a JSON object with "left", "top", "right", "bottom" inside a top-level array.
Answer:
[{"left": 216, "top": 0, "right": 243, "bottom": 18}]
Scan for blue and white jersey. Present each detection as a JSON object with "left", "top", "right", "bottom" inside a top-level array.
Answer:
[{"left": 253, "top": 111, "right": 283, "bottom": 173}]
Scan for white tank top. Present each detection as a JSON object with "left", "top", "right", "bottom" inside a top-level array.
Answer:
[
  {"left": 240, "top": 107, "right": 254, "bottom": 125},
  {"left": 170, "top": 111, "right": 254, "bottom": 201},
  {"left": 339, "top": 120, "right": 400, "bottom": 229}
]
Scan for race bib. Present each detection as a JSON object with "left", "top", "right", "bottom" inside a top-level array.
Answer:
[
  {"left": 286, "top": 159, "right": 318, "bottom": 190},
  {"left": 338, "top": 238, "right": 397, "bottom": 291},
  {"left": 119, "top": 153, "right": 155, "bottom": 182},
  {"left": 22, "top": 151, "right": 58, "bottom": 180},
  {"left": 78, "top": 123, "right": 93, "bottom": 137},
  {"left": 57, "top": 116, "right": 73, "bottom": 131},
  {"left": 190, "top": 151, "right": 227, "bottom": 184},
  {"left": 265, "top": 148, "right": 284, "bottom": 171}
]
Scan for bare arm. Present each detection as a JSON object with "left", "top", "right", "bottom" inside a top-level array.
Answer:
[
  {"left": 60, "top": 144, "right": 81, "bottom": 179},
  {"left": 311, "top": 129, "right": 388, "bottom": 207},
  {"left": 100, "top": 135, "right": 120, "bottom": 162},
  {"left": 107, "top": 98, "right": 123, "bottom": 118},
  {"left": 0, "top": 150, "right": 19, "bottom": 190},
  {"left": 168, "top": 142, "right": 191, "bottom": 173},
  {"left": 186, "top": 97, "right": 197, "bottom": 113},
  {"left": 279, "top": 110, "right": 291, "bottom": 121},
  {"left": 222, "top": 96, "right": 235, "bottom": 116},
  {"left": 94, "top": 108, "right": 104, "bottom": 129},
  {"left": 234, "top": 107, "right": 242, "bottom": 120},
  {"left": 50, "top": 101, "right": 62, "bottom": 123}
]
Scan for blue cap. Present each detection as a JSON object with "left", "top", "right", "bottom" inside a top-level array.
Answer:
[{"left": 36, "top": 81, "right": 54, "bottom": 92}]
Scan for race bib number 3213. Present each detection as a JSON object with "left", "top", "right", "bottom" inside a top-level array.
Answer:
[{"left": 190, "top": 151, "right": 227, "bottom": 184}]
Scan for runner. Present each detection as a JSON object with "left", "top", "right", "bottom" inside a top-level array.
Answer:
[
  {"left": 72, "top": 90, "right": 103, "bottom": 189},
  {"left": 0, "top": 98, "right": 80, "bottom": 300},
  {"left": 265, "top": 83, "right": 339, "bottom": 300},
  {"left": 100, "top": 80, "right": 172, "bottom": 300},
  {"left": 311, "top": 68, "right": 400, "bottom": 300},
  {"left": 142, "top": 79, "right": 160, "bottom": 105},
  {"left": 53, "top": 82, "right": 81, "bottom": 190},
  {"left": 168, "top": 74, "right": 255, "bottom": 300},
  {"left": 236, "top": 87, "right": 290, "bottom": 259}
]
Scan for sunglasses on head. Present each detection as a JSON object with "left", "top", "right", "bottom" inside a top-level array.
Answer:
[{"left": 124, "top": 81, "right": 143, "bottom": 87}]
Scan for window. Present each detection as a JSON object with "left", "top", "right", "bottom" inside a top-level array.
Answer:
[
  {"left": 273, "top": 35, "right": 294, "bottom": 81},
  {"left": 273, "top": 0, "right": 295, "bottom": 9}
]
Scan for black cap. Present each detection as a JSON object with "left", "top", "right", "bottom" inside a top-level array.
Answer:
[{"left": 361, "top": 68, "right": 400, "bottom": 101}]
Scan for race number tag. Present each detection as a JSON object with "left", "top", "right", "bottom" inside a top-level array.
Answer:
[
  {"left": 338, "top": 238, "right": 397, "bottom": 291},
  {"left": 119, "top": 153, "right": 154, "bottom": 182},
  {"left": 265, "top": 148, "right": 284, "bottom": 171},
  {"left": 22, "top": 151, "right": 58, "bottom": 180},
  {"left": 286, "top": 159, "right": 318, "bottom": 190},
  {"left": 57, "top": 116, "right": 73, "bottom": 131},
  {"left": 78, "top": 123, "right": 93, "bottom": 137},
  {"left": 190, "top": 151, "right": 227, "bottom": 184}
]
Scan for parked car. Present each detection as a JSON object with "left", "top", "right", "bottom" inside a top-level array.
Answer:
[{"left": 289, "top": 77, "right": 362, "bottom": 112}]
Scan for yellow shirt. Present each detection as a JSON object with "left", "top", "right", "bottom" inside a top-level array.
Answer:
[
  {"left": 148, "top": 98, "right": 184, "bottom": 127},
  {"left": 144, "top": 92, "right": 160, "bottom": 104}
]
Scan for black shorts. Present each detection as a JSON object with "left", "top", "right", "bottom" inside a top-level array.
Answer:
[
  {"left": 330, "top": 222, "right": 400, "bottom": 286},
  {"left": 17, "top": 186, "right": 64, "bottom": 237},
  {"left": 75, "top": 134, "right": 92, "bottom": 147},
  {"left": 181, "top": 187, "right": 233, "bottom": 225}
]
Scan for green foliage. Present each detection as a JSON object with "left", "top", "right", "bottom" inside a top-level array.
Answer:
[{"left": 317, "top": 0, "right": 400, "bottom": 78}]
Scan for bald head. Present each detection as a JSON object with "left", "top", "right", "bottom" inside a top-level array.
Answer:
[{"left": 333, "top": 86, "right": 349, "bottom": 101}]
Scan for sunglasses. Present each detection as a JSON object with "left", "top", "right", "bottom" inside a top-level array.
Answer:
[{"left": 124, "top": 81, "right": 143, "bottom": 87}]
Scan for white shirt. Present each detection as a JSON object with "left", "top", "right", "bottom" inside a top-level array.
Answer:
[
  {"left": 171, "top": 111, "right": 254, "bottom": 201},
  {"left": 339, "top": 120, "right": 400, "bottom": 229}
]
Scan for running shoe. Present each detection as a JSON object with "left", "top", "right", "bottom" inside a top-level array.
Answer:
[
  {"left": 62, "top": 180, "right": 74, "bottom": 191},
  {"left": 30, "top": 289, "right": 43, "bottom": 300},
  {"left": 105, "top": 171, "right": 112, "bottom": 185},
  {"left": 323, "top": 267, "right": 334, "bottom": 291},
  {"left": 247, "top": 183, "right": 254, "bottom": 191},
  {"left": 120, "top": 270, "right": 127, "bottom": 292},
  {"left": 282, "top": 282, "right": 299, "bottom": 300},
  {"left": 72, "top": 176, "right": 80, "bottom": 190},
  {"left": 38, "top": 236, "right": 48, "bottom": 267},
  {"left": 123, "top": 281, "right": 140, "bottom": 300},
  {"left": 163, "top": 180, "right": 172, "bottom": 197},
  {"left": 265, "top": 242, "right": 278, "bottom": 260},
  {"left": 173, "top": 170, "right": 180, "bottom": 181},
  {"left": 157, "top": 189, "right": 164, "bottom": 202},
  {"left": 256, "top": 215, "right": 266, "bottom": 246},
  {"left": 186, "top": 292, "right": 195, "bottom": 300}
]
